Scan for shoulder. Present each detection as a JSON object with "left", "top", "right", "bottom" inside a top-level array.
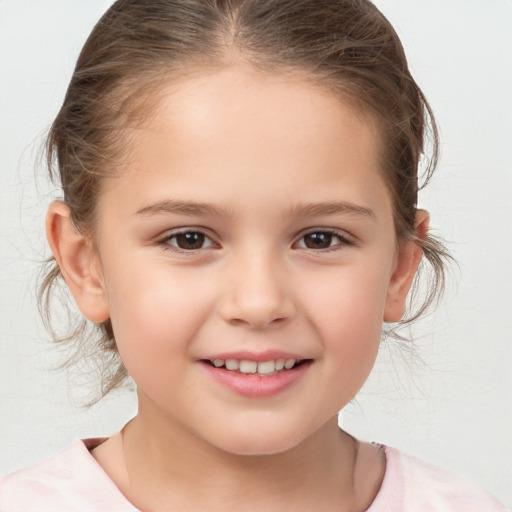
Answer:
[
  {"left": 0, "top": 439, "right": 138, "bottom": 512},
  {"left": 367, "top": 445, "right": 508, "bottom": 512}
]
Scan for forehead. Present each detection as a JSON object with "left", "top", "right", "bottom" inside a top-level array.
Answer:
[
  {"left": 100, "top": 66, "right": 390, "bottom": 218},
  {"left": 136, "top": 65, "right": 381, "bottom": 156}
]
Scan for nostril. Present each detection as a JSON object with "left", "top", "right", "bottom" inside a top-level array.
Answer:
[
  {"left": 218, "top": 281, "right": 297, "bottom": 329},
  {"left": 228, "top": 316, "right": 288, "bottom": 329}
]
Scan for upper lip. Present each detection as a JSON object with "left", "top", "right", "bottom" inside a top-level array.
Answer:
[{"left": 199, "top": 350, "right": 309, "bottom": 362}]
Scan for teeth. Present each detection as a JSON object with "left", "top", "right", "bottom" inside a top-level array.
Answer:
[
  {"left": 210, "top": 358, "right": 299, "bottom": 374},
  {"left": 225, "top": 359, "right": 239, "bottom": 371},
  {"left": 284, "top": 359, "right": 296, "bottom": 369},
  {"left": 239, "top": 360, "right": 257, "bottom": 374},
  {"left": 257, "top": 360, "right": 276, "bottom": 375}
]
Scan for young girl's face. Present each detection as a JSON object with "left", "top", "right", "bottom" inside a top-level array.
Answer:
[{"left": 64, "top": 66, "right": 422, "bottom": 455}]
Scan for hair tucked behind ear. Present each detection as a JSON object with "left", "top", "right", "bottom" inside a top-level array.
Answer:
[{"left": 41, "top": 0, "right": 450, "bottom": 403}]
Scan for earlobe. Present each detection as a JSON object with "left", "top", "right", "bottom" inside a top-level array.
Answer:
[
  {"left": 46, "top": 201, "right": 110, "bottom": 323},
  {"left": 383, "top": 210, "right": 429, "bottom": 323}
]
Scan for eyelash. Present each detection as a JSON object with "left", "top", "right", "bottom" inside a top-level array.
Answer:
[
  {"left": 158, "top": 229, "right": 217, "bottom": 253},
  {"left": 294, "top": 229, "right": 354, "bottom": 252},
  {"left": 157, "top": 228, "right": 354, "bottom": 254}
]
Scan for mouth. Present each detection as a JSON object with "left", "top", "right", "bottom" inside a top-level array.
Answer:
[
  {"left": 201, "top": 358, "right": 310, "bottom": 376},
  {"left": 199, "top": 355, "right": 312, "bottom": 398}
]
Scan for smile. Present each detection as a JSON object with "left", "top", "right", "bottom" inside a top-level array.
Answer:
[
  {"left": 207, "top": 358, "right": 301, "bottom": 376},
  {"left": 201, "top": 357, "right": 312, "bottom": 398}
]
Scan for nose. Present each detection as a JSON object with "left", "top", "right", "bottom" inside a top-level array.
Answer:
[{"left": 218, "top": 250, "right": 296, "bottom": 329}]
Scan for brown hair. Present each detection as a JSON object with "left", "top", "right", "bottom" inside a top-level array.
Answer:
[{"left": 41, "top": 0, "right": 449, "bottom": 402}]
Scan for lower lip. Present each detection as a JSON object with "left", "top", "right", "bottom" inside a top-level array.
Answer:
[{"left": 199, "top": 361, "right": 312, "bottom": 398}]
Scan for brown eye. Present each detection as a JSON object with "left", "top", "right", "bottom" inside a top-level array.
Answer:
[
  {"left": 303, "top": 232, "right": 334, "bottom": 249},
  {"left": 167, "top": 231, "right": 213, "bottom": 251},
  {"left": 296, "top": 231, "right": 348, "bottom": 250}
]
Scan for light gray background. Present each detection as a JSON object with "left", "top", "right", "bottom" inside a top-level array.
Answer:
[{"left": 1, "top": 0, "right": 511, "bottom": 507}]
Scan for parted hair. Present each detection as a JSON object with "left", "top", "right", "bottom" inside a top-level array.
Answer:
[{"left": 41, "top": 0, "right": 448, "bottom": 402}]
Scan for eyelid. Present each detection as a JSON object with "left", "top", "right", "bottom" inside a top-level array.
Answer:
[
  {"left": 154, "top": 226, "right": 355, "bottom": 254},
  {"left": 157, "top": 227, "right": 219, "bottom": 252},
  {"left": 293, "top": 227, "right": 356, "bottom": 250}
]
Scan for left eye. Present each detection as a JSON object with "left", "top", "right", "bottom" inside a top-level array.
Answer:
[
  {"left": 165, "top": 231, "right": 215, "bottom": 251},
  {"left": 295, "top": 231, "right": 346, "bottom": 250}
]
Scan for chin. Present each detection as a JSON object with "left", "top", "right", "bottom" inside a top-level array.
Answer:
[
  {"left": 205, "top": 424, "right": 308, "bottom": 457},
  {"left": 230, "top": 441, "right": 295, "bottom": 457}
]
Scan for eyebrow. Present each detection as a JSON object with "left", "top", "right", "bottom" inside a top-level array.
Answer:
[
  {"left": 136, "top": 199, "right": 377, "bottom": 219},
  {"left": 288, "top": 201, "right": 376, "bottom": 220},
  {"left": 135, "top": 199, "right": 231, "bottom": 218},
  {"left": 135, "top": 199, "right": 376, "bottom": 220}
]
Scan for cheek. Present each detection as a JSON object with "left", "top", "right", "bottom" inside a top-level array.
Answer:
[
  {"left": 303, "top": 262, "right": 390, "bottom": 329},
  {"left": 300, "top": 263, "right": 391, "bottom": 368},
  {"left": 102, "top": 262, "right": 212, "bottom": 376}
]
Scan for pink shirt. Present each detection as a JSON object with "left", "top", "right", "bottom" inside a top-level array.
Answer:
[{"left": 0, "top": 439, "right": 508, "bottom": 511}]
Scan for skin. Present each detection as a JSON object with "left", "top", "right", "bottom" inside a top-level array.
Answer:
[{"left": 47, "top": 65, "right": 427, "bottom": 511}]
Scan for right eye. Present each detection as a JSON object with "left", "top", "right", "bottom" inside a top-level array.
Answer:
[{"left": 162, "top": 230, "right": 215, "bottom": 251}]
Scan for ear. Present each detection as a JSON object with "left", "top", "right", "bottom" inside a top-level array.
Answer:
[
  {"left": 46, "top": 201, "right": 110, "bottom": 323},
  {"left": 383, "top": 210, "right": 429, "bottom": 322}
]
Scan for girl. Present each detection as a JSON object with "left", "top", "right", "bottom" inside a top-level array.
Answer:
[{"left": 0, "top": 1, "right": 508, "bottom": 510}]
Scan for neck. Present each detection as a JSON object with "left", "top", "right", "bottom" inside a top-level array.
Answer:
[{"left": 120, "top": 402, "right": 359, "bottom": 512}]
